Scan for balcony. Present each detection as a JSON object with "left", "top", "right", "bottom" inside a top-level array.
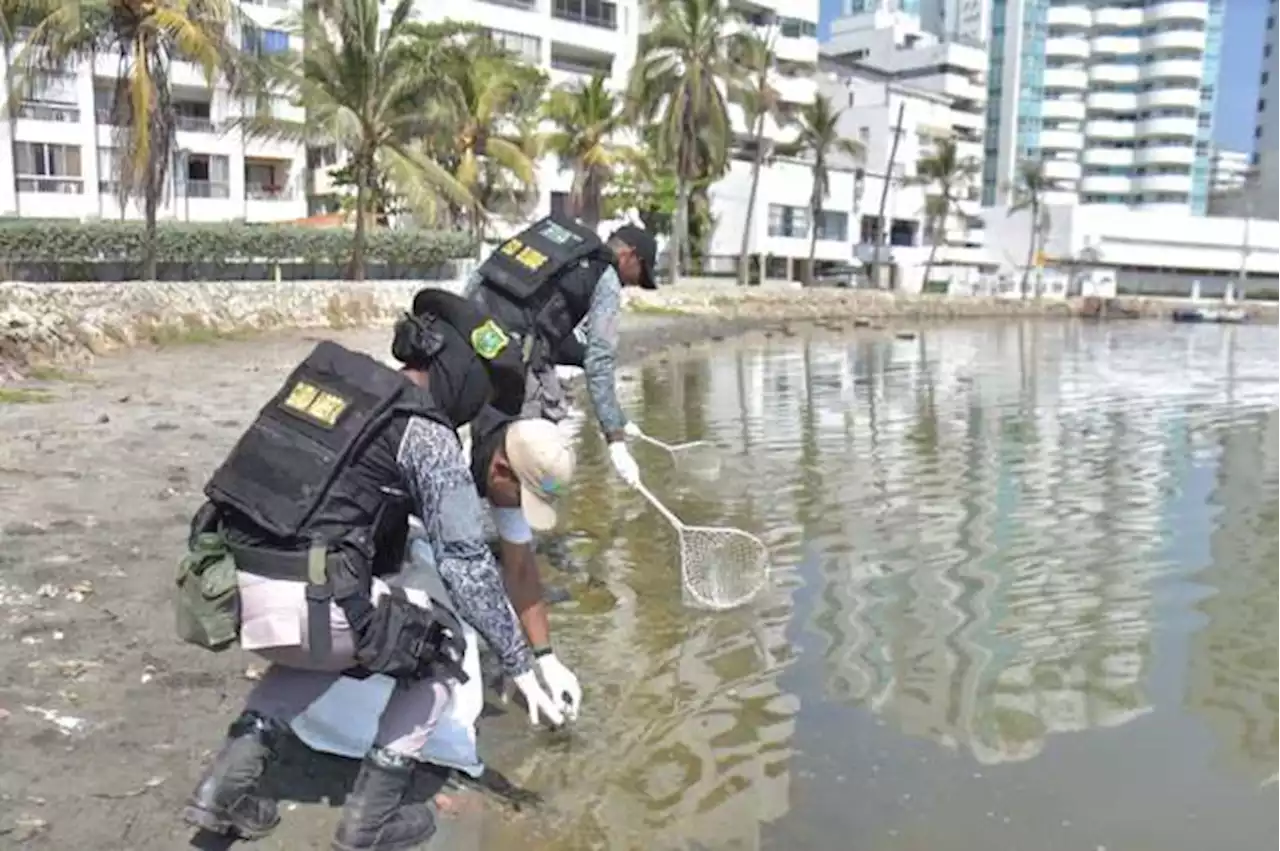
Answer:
[
  {"left": 246, "top": 183, "right": 295, "bottom": 200},
  {"left": 176, "top": 115, "right": 217, "bottom": 133},
  {"left": 180, "top": 180, "right": 231, "bottom": 199},
  {"left": 479, "top": 0, "right": 536, "bottom": 8},
  {"left": 16, "top": 175, "right": 84, "bottom": 194},
  {"left": 17, "top": 102, "right": 80, "bottom": 123},
  {"left": 551, "top": 0, "right": 617, "bottom": 30}
]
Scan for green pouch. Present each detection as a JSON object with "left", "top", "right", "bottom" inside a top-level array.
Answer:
[{"left": 175, "top": 531, "right": 241, "bottom": 652}]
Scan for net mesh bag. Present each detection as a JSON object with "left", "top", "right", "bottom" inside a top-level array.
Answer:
[{"left": 677, "top": 524, "right": 770, "bottom": 611}]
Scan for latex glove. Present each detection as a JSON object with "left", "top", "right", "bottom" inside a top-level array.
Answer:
[
  {"left": 537, "top": 653, "right": 582, "bottom": 721},
  {"left": 623, "top": 421, "right": 642, "bottom": 439},
  {"left": 512, "top": 670, "right": 566, "bottom": 729},
  {"left": 609, "top": 441, "right": 641, "bottom": 488}
]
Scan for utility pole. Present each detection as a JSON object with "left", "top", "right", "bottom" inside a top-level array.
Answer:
[
  {"left": 1232, "top": 168, "right": 1256, "bottom": 303},
  {"left": 867, "top": 100, "right": 905, "bottom": 290}
]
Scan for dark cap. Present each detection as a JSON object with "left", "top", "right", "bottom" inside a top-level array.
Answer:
[
  {"left": 610, "top": 224, "right": 658, "bottom": 290},
  {"left": 400, "top": 289, "right": 526, "bottom": 418}
]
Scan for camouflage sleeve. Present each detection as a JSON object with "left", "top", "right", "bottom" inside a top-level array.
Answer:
[
  {"left": 396, "top": 416, "right": 534, "bottom": 677},
  {"left": 581, "top": 265, "right": 627, "bottom": 434}
]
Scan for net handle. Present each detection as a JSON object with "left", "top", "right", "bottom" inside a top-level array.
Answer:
[
  {"left": 635, "top": 480, "right": 685, "bottom": 530},
  {"left": 634, "top": 428, "right": 710, "bottom": 454}
]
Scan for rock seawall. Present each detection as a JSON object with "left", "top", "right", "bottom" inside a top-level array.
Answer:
[{"left": 2, "top": 277, "right": 1275, "bottom": 378}]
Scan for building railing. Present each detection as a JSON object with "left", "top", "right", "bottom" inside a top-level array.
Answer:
[
  {"left": 180, "top": 180, "right": 231, "bottom": 199},
  {"left": 551, "top": 0, "right": 617, "bottom": 30},
  {"left": 246, "top": 183, "right": 294, "bottom": 200},
  {"left": 17, "top": 102, "right": 80, "bottom": 122},
  {"left": 16, "top": 175, "right": 84, "bottom": 194},
  {"left": 480, "top": 0, "right": 536, "bottom": 9},
  {"left": 176, "top": 115, "right": 216, "bottom": 133}
]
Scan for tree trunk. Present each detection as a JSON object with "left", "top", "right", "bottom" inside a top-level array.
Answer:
[
  {"left": 806, "top": 207, "right": 818, "bottom": 286},
  {"left": 671, "top": 177, "right": 688, "bottom": 285},
  {"left": 349, "top": 157, "right": 368, "bottom": 282},
  {"left": 143, "top": 192, "right": 159, "bottom": 281},
  {"left": 805, "top": 172, "right": 820, "bottom": 286},
  {"left": 4, "top": 43, "right": 18, "bottom": 218},
  {"left": 738, "top": 121, "right": 767, "bottom": 287},
  {"left": 921, "top": 193, "right": 946, "bottom": 292},
  {"left": 1019, "top": 200, "right": 1037, "bottom": 300}
]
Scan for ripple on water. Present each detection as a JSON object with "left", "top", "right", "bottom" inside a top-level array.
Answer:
[{"left": 509, "top": 321, "right": 1277, "bottom": 851}]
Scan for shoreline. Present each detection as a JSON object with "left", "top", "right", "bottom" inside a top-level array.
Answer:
[
  {"left": 3, "top": 276, "right": 1275, "bottom": 382},
  {"left": 0, "top": 312, "right": 800, "bottom": 849}
]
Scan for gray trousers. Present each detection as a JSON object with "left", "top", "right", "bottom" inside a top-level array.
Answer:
[
  {"left": 243, "top": 553, "right": 453, "bottom": 759},
  {"left": 521, "top": 364, "right": 569, "bottom": 423}
]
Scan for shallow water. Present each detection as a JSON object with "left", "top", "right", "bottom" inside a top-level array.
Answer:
[{"left": 482, "top": 321, "right": 1280, "bottom": 851}]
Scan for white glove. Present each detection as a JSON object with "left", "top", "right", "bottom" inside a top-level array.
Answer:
[
  {"left": 609, "top": 441, "right": 641, "bottom": 488},
  {"left": 512, "top": 670, "right": 566, "bottom": 729},
  {"left": 536, "top": 653, "right": 582, "bottom": 721},
  {"left": 623, "top": 421, "right": 642, "bottom": 439}
]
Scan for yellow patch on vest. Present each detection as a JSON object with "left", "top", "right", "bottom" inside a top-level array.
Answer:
[
  {"left": 514, "top": 245, "right": 547, "bottom": 271},
  {"left": 500, "top": 238, "right": 523, "bottom": 256},
  {"left": 281, "top": 380, "right": 349, "bottom": 428}
]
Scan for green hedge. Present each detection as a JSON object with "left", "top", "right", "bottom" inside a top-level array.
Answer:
[{"left": 0, "top": 219, "right": 475, "bottom": 267}]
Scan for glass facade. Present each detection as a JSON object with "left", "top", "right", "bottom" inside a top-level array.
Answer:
[
  {"left": 981, "top": 0, "right": 1008, "bottom": 204},
  {"left": 1190, "top": 0, "right": 1225, "bottom": 215}
]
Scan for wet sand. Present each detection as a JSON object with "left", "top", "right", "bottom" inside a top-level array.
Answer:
[{"left": 0, "top": 314, "right": 764, "bottom": 850}]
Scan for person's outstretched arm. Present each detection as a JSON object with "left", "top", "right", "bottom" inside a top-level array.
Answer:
[
  {"left": 580, "top": 266, "right": 627, "bottom": 442},
  {"left": 397, "top": 417, "right": 534, "bottom": 679}
]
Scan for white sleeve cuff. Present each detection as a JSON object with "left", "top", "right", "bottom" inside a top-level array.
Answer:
[{"left": 491, "top": 506, "right": 534, "bottom": 544}]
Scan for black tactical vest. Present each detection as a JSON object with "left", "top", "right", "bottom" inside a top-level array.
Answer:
[
  {"left": 204, "top": 340, "right": 451, "bottom": 577},
  {"left": 473, "top": 214, "right": 614, "bottom": 364}
]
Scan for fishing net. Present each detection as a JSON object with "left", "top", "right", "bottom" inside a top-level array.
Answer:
[{"left": 676, "top": 522, "right": 771, "bottom": 611}]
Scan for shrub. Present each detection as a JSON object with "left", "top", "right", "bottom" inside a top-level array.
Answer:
[{"left": 0, "top": 219, "right": 475, "bottom": 281}]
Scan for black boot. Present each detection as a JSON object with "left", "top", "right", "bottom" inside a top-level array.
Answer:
[
  {"left": 332, "top": 748, "right": 436, "bottom": 851},
  {"left": 183, "top": 710, "right": 282, "bottom": 839}
]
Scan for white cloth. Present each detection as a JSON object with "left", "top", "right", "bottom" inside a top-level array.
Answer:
[{"left": 291, "top": 538, "right": 496, "bottom": 774}]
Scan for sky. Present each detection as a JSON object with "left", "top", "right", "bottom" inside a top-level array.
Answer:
[{"left": 816, "top": 0, "right": 1272, "bottom": 153}]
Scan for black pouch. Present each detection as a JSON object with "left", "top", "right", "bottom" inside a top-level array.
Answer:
[{"left": 352, "top": 588, "right": 468, "bottom": 683}]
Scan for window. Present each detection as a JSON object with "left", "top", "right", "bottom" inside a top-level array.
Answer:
[
  {"left": 487, "top": 28, "right": 542, "bottom": 63},
  {"left": 779, "top": 17, "right": 817, "bottom": 38},
  {"left": 766, "top": 204, "right": 808, "bottom": 238},
  {"left": 1263, "top": 71, "right": 1271, "bottom": 86},
  {"left": 859, "top": 215, "right": 882, "bottom": 244},
  {"left": 815, "top": 210, "right": 848, "bottom": 241},
  {"left": 242, "top": 26, "right": 289, "bottom": 55},
  {"left": 180, "top": 153, "right": 230, "bottom": 198},
  {"left": 14, "top": 142, "right": 82, "bottom": 193},
  {"left": 18, "top": 72, "right": 80, "bottom": 121},
  {"left": 98, "top": 146, "right": 118, "bottom": 194},
  {"left": 552, "top": 0, "right": 617, "bottom": 30},
  {"left": 1259, "top": 98, "right": 1267, "bottom": 113}
]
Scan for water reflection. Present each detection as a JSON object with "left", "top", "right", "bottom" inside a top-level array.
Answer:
[{"left": 500, "top": 321, "right": 1276, "bottom": 850}]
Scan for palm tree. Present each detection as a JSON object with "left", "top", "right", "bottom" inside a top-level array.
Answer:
[
  {"left": 245, "top": 0, "right": 472, "bottom": 280},
  {"left": 542, "top": 73, "right": 626, "bottom": 229},
  {"left": 790, "top": 93, "right": 863, "bottom": 285},
  {"left": 628, "top": 0, "right": 738, "bottom": 283},
  {"left": 1007, "top": 158, "right": 1054, "bottom": 299},
  {"left": 408, "top": 23, "right": 541, "bottom": 243},
  {"left": 1, "top": 0, "right": 44, "bottom": 217},
  {"left": 15, "top": 0, "right": 248, "bottom": 279},
  {"left": 728, "top": 28, "right": 787, "bottom": 287},
  {"left": 910, "top": 136, "right": 980, "bottom": 291}
]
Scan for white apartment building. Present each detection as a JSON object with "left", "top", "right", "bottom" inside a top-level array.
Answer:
[
  {"left": 0, "top": 4, "right": 308, "bottom": 223},
  {"left": 1208, "top": 146, "right": 1252, "bottom": 196},
  {"left": 700, "top": 0, "right": 852, "bottom": 278},
  {"left": 348, "top": 0, "right": 641, "bottom": 230},
  {"left": 842, "top": 0, "right": 990, "bottom": 49},
  {"left": 982, "top": 202, "right": 1279, "bottom": 297},
  {"left": 981, "top": 0, "right": 1224, "bottom": 217},
  {"left": 820, "top": 8, "right": 991, "bottom": 291}
]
